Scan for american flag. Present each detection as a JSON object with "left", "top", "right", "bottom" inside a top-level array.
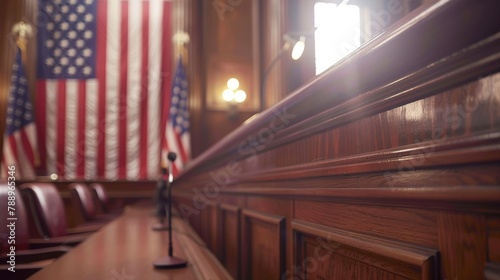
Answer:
[
  {"left": 161, "top": 57, "right": 190, "bottom": 177},
  {"left": 36, "top": 0, "right": 172, "bottom": 180},
  {"left": 2, "top": 49, "right": 39, "bottom": 179}
]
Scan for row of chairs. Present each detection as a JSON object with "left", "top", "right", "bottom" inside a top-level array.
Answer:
[{"left": 0, "top": 182, "right": 120, "bottom": 279}]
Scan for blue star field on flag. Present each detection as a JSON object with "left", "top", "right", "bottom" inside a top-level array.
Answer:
[
  {"left": 170, "top": 58, "right": 190, "bottom": 135},
  {"left": 5, "top": 49, "right": 34, "bottom": 136},
  {"left": 37, "top": 0, "right": 97, "bottom": 79}
]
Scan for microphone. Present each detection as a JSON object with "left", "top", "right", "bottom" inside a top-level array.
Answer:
[
  {"left": 167, "top": 152, "right": 177, "bottom": 162},
  {"left": 151, "top": 153, "right": 178, "bottom": 231},
  {"left": 166, "top": 152, "right": 176, "bottom": 184},
  {"left": 153, "top": 152, "right": 187, "bottom": 269}
]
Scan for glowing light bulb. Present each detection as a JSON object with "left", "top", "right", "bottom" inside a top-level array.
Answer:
[
  {"left": 291, "top": 36, "right": 305, "bottom": 60},
  {"left": 227, "top": 78, "right": 240, "bottom": 90},
  {"left": 222, "top": 89, "right": 235, "bottom": 102},
  {"left": 234, "top": 90, "right": 247, "bottom": 103}
]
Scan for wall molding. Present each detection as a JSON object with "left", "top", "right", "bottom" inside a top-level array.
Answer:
[
  {"left": 292, "top": 220, "right": 438, "bottom": 279},
  {"left": 241, "top": 209, "right": 285, "bottom": 280}
]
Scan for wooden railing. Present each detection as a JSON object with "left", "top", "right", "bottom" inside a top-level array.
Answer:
[{"left": 173, "top": 0, "right": 500, "bottom": 279}]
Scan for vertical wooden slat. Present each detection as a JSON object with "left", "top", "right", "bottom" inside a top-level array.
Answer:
[{"left": 438, "top": 212, "right": 487, "bottom": 279}]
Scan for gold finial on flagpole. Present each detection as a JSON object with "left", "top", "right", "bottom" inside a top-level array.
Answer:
[
  {"left": 173, "top": 31, "right": 190, "bottom": 64},
  {"left": 11, "top": 21, "right": 33, "bottom": 65},
  {"left": 12, "top": 21, "right": 33, "bottom": 40}
]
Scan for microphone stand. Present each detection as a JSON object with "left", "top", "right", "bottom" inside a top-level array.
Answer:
[
  {"left": 153, "top": 152, "right": 188, "bottom": 269},
  {"left": 151, "top": 168, "right": 168, "bottom": 231}
]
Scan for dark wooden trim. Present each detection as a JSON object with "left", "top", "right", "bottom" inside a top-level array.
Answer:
[
  {"left": 221, "top": 186, "right": 500, "bottom": 212},
  {"left": 171, "top": 177, "right": 500, "bottom": 213},
  {"left": 242, "top": 208, "right": 285, "bottom": 225},
  {"left": 220, "top": 203, "right": 240, "bottom": 213},
  {"left": 292, "top": 219, "right": 437, "bottom": 266},
  {"left": 232, "top": 131, "right": 500, "bottom": 183},
  {"left": 292, "top": 219, "right": 438, "bottom": 279}
]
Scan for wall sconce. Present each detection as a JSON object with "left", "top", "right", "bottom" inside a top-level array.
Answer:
[
  {"left": 283, "top": 34, "right": 306, "bottom": 61},
  {"left": 222, "top": 78, "right": 247, "bottom": 120},
  {"left": 260, "top": 33, "right": 308, "bottom": 111}
]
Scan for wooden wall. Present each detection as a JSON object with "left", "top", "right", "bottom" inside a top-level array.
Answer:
[
  {"left": 172, "top": 0, "right": 500, "bottom": 279},
  {"left": 178, "top": 0, "right": 260, "bottom": 157},
  {"left": 184, "top": 0, "right": 423, "bottom": 156}
]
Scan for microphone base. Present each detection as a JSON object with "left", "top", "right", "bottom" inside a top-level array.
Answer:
[
  {"left": 151, "top": 222, "right": 169, "bottom": 231},
  {"left": 153, "top": 256, "right": 188, "bottom": 269}
]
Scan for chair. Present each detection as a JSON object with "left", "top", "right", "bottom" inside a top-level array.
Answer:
[
  {"left": 0, "top": 182, "right": 71, "bottom": 279},
  {"left": 20, "top": 183, "right": 99, "bottom": 240},
  {"left": 90, "top": 183, "right": 110, "bottom": 213},
  {"left": 90, "top": 183, "right": 122, "bottom": 215},
  {"left": 68, "top": 183, "right": 115, "bottom": 224}
]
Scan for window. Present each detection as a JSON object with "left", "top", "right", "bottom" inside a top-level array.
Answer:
[{"left": 314, "top": 1, "right": 361, "bottom": 75}]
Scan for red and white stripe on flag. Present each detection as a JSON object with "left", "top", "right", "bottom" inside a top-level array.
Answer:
[{"left": 36, "top": 0, "right": 172, "bottom": 180}]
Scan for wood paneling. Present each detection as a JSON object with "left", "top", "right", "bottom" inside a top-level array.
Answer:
[
  {"left": 199, "top": 203, "right": 212, "bottom": 247},
  {"left": 241, "top": 209, "right": 285, "bottom": 280},
  {"left": 205, "top": 111, "right": 257, "bottom": 150},
  {"left": 194, "top": 0, "right": 260, "bottom": 152},
  {"left": 204, "top": 203, "right": 219, "bottom": 253},
  {"left": 488, "top": 217, "right": 500, "bottom": 263},
  {"left": 172, "top": 1, "right": 500, "bottom": 279},
  {"left": 437, "top": 212, "right": 487, "bottom": 280},
  {"left": 296, "top": 201, "right": 438, "bottom": 248},
  {"left": 246, "top": 195, "right": 295, "bottom": 273},
  {"left": 174, "top": 194, "right": 199, "bottom": 228},
  {"left": 219, "top": 203, "right": 241, "bottom": 279}
]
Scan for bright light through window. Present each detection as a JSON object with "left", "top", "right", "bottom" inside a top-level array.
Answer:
[{"left": 314, "top": 2, "right": 361, "bottom": 75}]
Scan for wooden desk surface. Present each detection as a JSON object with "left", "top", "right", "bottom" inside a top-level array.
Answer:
[{"left": 28, "top": 204, "right": 231, "bottom": 280}]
